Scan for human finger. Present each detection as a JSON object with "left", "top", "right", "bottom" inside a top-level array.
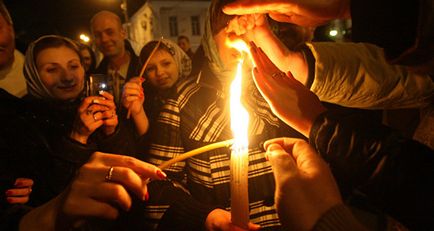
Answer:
[
  {"left": 266, "top": 143, "right": 298, "bottom": 177},
  {"left": 256, "top": 47, "right": 281, "bottom": 73},
  {"left": 252, "top": 68, "right": 274, "bottom": 100},
  {"left": 101, "top": 109, "right": 117, "bottom": 120},
  {"left": 103, "top": 118, "right": 118, "bottom": 129},
  {"left": 5, "top": 187, "right": 32, "bottom": 197},
  {"left": 92, "top": 98, "right": 116, "bottom": 111},
  {"left": 78, "top": 96, "right": 101, "bottom": 113},
  {"left": 271, "top": 12, "right": 329, "bottom": 27},
  {"left": 223, "top": 1, "right": 277, "bottom": 15},
  {"left": 91, "top": 182, "right": 133, "bottom": 211},
  {"left": 103, "top": 166, "right": 149, "bottom": 201},
  {"left": 248, "top": 222, "right": 261, "bottom": 230},
  {"left": 123, "top": 84, "right": 142, "bottom": 93},
  {"left": 90, "top": 152, "right": 167, "bottom": 181},
  {"left": 128, "top": 77, "right": 143, "bottom": 85},
  {"left": 91, "top": 111, "right": 105, "bottom": 123},
  {"left": 123, "top": 95, "right": 142, "bottom": 103},
  {"left": 98, "top": 91, "right": 114, "bottom": 101},
  {"left": 250, "top": 46, "right": 275, "bottom": 96},
  {"left": 268, "top": 13, "right": 296, "bottom": 24},
  {"left": 266, "top": 138, "right": 327, "bottom": 175},
  {"left": 87, "top": 104, "right": 110, "bottom": 114},
  {"left": 6, "top": 196, "right": 29, "bottom": 204},
  {"left": 123, "top": 88, "right": 142, "bottom": 98},
  {"left": 102, "top": 114, "right": 118, "bottom": 128},
  {"left": 249, "top": 41, "right": 266, "bottom": 70},
  {"left": 264, "top": 137, "right": 288, "bottom": 151},
  {"left": 14, "top": 178, "right": 34, "bottom": 187},
  {"left": 290, "top": 139, "right": 329, "bottom": 175},
  {"left": 251, "top": 44, "right": 282, "bottom": 85},
  {"left": 62, "top": 189, "right": 120, "bottom": 220}
]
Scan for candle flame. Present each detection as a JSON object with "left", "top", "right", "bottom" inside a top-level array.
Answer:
[{"left": 228, "top": 39, "right": 250, "bottom": 154}]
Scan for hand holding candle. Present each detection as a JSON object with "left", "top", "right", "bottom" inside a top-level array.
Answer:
[{"left": 126, "top": 39, "right": 162, "bottom": 119}]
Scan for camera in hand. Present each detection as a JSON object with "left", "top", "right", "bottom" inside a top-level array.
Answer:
[{"left": 87, "top": 74, "right": 114, "bottom": 96}]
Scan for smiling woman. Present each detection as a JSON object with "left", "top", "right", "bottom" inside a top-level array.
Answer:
[
  {"left": 34, "top": 40, "right": 85, "bottom": 101},
  {"left": 120, "top": 38, "right": 192, "bottom": 136},
  {"left": 23, "top": 35, "right": 123, "bottom": 146}
]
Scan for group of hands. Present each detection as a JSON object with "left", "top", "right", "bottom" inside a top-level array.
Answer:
[
  {"left": 14, "top": 48, "right": 337, "bottom": 231},
  {"left": 14, "top": 0, "right": 349, "bottom": 230}
]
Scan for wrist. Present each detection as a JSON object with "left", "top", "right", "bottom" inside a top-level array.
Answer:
[
  {"left": 304, "top": 106, "right": 327, "bottom": 138},
  {"left": 69, "top": 131, "right": 88, "bottom": 145},
  {"left": 132, "top": 107, "right": 146, "bottom": 118},
  {"left": 19, "top": 194, "right": 64, "bottom": 231},
  {"left": 103, "top": 126, "right": 117, "bottom": 136}
]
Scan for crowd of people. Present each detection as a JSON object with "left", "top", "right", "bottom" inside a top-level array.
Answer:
[{"left": 1, "top": 0, "right": 433, "bottom": 230}]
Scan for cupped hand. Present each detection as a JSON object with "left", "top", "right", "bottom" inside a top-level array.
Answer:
[
  {"left": 70, "top": 92, "right": 118, "bottom": 144},
  {"left": 264, "top": 138, "right": 342, "bottom": 231},
  {"left": 226, "top": 14, "right": 269, "bottom": 40},
  {"left": 5, "top": 178, "right": 34, "bottom": 204},
  {"left": 122, "top": 77, "right": 145, "bottom": 118},
  {"left": 205, "top": 209, "right": 260, "bottom": 231},
  {"left": 97, "top": 91, "right": 118, "bottom": 136},
  {"left": 60, "top": 152, "right": 166, "bottom": 222},
  {"left": 223, "top": 0, "right": 351, "bottom": 27},
  {"left": 250, "top": 42, "right": 326, "bottom": 137}
]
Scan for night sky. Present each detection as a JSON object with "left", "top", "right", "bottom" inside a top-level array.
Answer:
[{"left": 4, "top": 0, "right": 146, "bottom": 52}]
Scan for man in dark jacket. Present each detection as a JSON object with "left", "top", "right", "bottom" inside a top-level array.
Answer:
[{"left": 90, "top": 10, "right": 140, "bottom": 105}]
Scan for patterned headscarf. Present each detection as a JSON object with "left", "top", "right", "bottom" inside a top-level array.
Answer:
[
  {"left": 201, "top": 12, "right": 234, "bottom": 90},
  {"left": 23, "top": 35, "right": 82, "bottom": 99},
  {"left": 201, "top": 7, "right": 280, "bottom": 128},
  {"left": 142, "top": 38, "right": 192, "bottom": 80}
]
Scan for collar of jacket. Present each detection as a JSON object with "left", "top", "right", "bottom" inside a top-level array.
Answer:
[{"left": 95, "top": 40, "right": 140, "bottom": 80}]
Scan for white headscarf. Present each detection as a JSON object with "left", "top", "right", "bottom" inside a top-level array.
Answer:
[
  {"left": 144, "top": 38, "right": 192, "bottom": 80},
  {"left": 23, "top": 35, "right": 81, "bottom": 99}
]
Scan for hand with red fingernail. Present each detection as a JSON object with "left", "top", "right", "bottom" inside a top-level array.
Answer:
[
  {"left": 4, "top": 178, "right": 34, "bottom": 204},
  {"left": 19, "top": 152, "right": 167, "bottom": 230}
]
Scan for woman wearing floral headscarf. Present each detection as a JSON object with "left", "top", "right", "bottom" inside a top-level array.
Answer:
[
  {"left": 122, "top": 38, "right": 192, "bottom": 136},
  {"left": 20, "top": 35, "right": 140, "bottom": 191}
]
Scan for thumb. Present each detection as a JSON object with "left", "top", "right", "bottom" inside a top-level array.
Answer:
[
  {"left": 247, "top": 222, "right": 261, "bottom": 230},
  {"left": 266, "top": 143, "right": 297, "bottom": 176}
]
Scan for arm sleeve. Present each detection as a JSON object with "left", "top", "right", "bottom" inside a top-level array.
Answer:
[
  {"left": 309, "top": 110, "right": 434, "bottom": 230},
  {"left": 313, "top": 204, "right": 367, "bottom": 231},
  {"left": 146, "top": 98, "right": 186, "bottom": 180},
  {"left": 305, "top": 42, "right": 433, "bottom": 109},
  {"left": 94, "top": 120, "right": 139, "bottom": 157}
]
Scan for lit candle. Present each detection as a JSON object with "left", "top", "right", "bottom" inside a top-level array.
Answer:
[{"left": 229, "top": 40, "right": 250, "bottom": 229}]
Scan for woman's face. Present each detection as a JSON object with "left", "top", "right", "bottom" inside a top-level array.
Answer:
[
  {"left": 145, "top": 49, "right": 179, "bottom": 90},
  {"left": 36, "top": 46, "right": 85, "bottom": 100},
  {"left": 80, "top": 48, "right": 92, "bottom": 72},
  {"left": 214, "top": 29, "right": 242, "bottom": 71}
]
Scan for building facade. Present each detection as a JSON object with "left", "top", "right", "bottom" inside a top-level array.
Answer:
[{"left": 129, "top": 0, "right": 210, "bottom": 50}]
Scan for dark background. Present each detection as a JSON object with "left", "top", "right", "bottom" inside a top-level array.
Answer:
[{"left": 4, "top": 0, "right": 147, "bottom": 52}]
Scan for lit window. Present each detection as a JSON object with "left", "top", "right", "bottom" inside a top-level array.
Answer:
[
  {"left": 191, "top": 16, "right": 200, "bottom": 36},
  {"left": 169, "top": 16, "right": 178, "bottom": 37}
]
